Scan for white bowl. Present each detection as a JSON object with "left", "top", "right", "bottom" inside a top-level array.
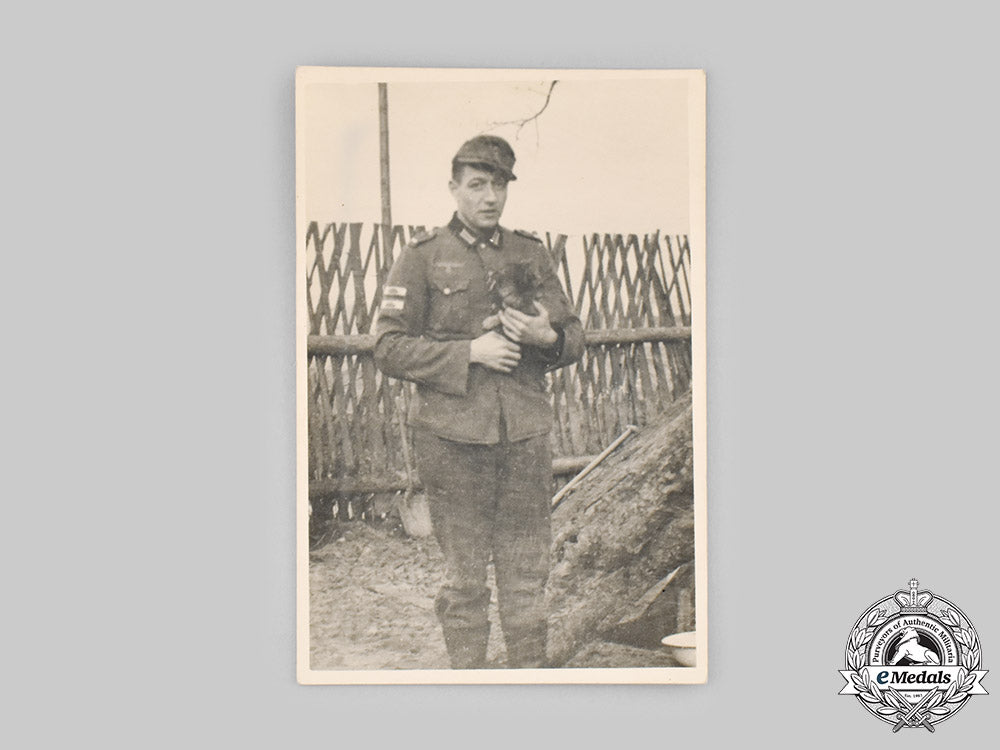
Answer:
[{"left": 661, "top": 632, "right": 697, "bottom": 666}]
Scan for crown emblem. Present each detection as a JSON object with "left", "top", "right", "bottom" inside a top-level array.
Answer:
[{"left": 893, "top": 578, "right": 934, "bottom": 613}]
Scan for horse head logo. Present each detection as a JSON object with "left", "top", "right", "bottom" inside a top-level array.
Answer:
[{"left": 889, "top": 627, "right": 941, "bottom": 666}]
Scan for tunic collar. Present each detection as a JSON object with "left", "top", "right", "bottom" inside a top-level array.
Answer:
[{"left": 448, "top": 213, "right": 502, "bottom": 249}]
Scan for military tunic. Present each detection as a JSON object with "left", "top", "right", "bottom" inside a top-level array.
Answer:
[{"left": 374, "top": 215, "right": 583, "bottom": 444}]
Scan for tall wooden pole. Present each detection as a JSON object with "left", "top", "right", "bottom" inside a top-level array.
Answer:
[{"left": 378, "top": 83, "right": 392, "bottom": 243}]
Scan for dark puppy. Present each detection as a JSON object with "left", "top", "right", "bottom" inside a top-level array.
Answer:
[{"left": 488, "top": 262, "right": 540, "bottom": 316}]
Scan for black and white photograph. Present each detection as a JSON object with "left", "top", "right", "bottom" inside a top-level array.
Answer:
[
  {"left": 13, "top": 2, "right": 1000, "bottom": 746},
  {"left": 296, "top": 67, "right": 706, "bottom": 683}
]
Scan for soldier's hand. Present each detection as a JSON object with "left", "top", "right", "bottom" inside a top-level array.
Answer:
[
  {"left": 499, "top": 302, "right": 558, "bottom": 347},
  {"left": 469, "top": 331, "right": 521, "bottom": 373},
  {"left": 481, "top": 313, "right": 501, "bottom": 330}
]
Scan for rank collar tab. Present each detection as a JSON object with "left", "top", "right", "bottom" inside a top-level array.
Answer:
[{"left": 449, "top": 215, "right": 501, "bottom": 249}]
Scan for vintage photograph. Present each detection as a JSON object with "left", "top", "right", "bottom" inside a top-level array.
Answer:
[{"left": 296, "top": 67, "right": 706, "bottom": 684}]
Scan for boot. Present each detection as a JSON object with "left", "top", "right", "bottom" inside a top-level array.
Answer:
[
  {"left": 441, "top": 624, "right": 489, "bottom": 669},
  {"left": 503, "top": 624, "right": 548, "bottom": 668}
]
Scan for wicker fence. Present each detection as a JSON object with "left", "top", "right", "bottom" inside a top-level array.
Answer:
[{"left": 306, "top": 221, "right": 692, "bottom": 518}]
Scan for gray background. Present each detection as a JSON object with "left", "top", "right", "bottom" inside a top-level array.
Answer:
[{"left": 4, "top": 1, "right": 995, "bottom": 746}]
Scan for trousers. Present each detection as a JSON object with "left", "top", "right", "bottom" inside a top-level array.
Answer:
[{"left": 414, "top": 425, "right": 552, "bottom": 668}]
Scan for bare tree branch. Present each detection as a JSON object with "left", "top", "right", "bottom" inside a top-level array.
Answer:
[{"left": 488, "top": 81, "right": 559, "bottom": 140}]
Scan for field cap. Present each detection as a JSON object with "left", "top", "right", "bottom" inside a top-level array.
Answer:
[{"left": 453, "top": 135, "right": 517, "bottom": 181}]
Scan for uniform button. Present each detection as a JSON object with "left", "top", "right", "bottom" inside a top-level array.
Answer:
[{"left": 444, "top": 287, "right": 451, "bottom": 295}]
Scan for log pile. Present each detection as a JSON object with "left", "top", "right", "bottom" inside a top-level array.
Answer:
[{"left": 546, "top": 391, "right": 695, "bottom": 667}]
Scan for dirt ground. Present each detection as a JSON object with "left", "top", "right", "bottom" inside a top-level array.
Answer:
[
  {"left": 309, "top": 516, "right": 680, "bottom": 670},
  {"left": 310, "top": 519, "right": 498, "bottom": 670}
]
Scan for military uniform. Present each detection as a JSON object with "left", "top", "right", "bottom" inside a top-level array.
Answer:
[{"left": 374, "top": 212, "right": 584, "bottom": 668}]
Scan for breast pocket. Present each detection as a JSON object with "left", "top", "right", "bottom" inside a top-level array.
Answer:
[{"left": 427, "top": 268, "right": 472, "bottom": 335}]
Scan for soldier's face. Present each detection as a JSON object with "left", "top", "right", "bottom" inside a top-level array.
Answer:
[{"left": 449, "top": 165, "right": 508, "bottom": 230}]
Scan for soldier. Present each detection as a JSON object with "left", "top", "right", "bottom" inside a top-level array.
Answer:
[{"left": 374, "top": 135, "right": 584, "bottom": 668}]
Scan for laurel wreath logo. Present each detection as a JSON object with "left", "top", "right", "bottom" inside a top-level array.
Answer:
[{"left": 845, "top": 606, "right": 982, "bottom": 722}]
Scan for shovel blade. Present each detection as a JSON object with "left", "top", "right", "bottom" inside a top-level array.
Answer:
[{"left": 397, "top": 492, "right": 433, "bottom": 538}]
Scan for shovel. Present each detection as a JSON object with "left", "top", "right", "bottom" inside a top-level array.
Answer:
[{"left": 393, "top": 394, "right": 433, "bottom": 537}]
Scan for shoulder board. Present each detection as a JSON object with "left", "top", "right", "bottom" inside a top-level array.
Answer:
[
  {"left": 408, "top": 227, "right": 438, "bottom": 247},
  {"left": 514, "top": 228, "right": 543, "bottom": 243}
]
